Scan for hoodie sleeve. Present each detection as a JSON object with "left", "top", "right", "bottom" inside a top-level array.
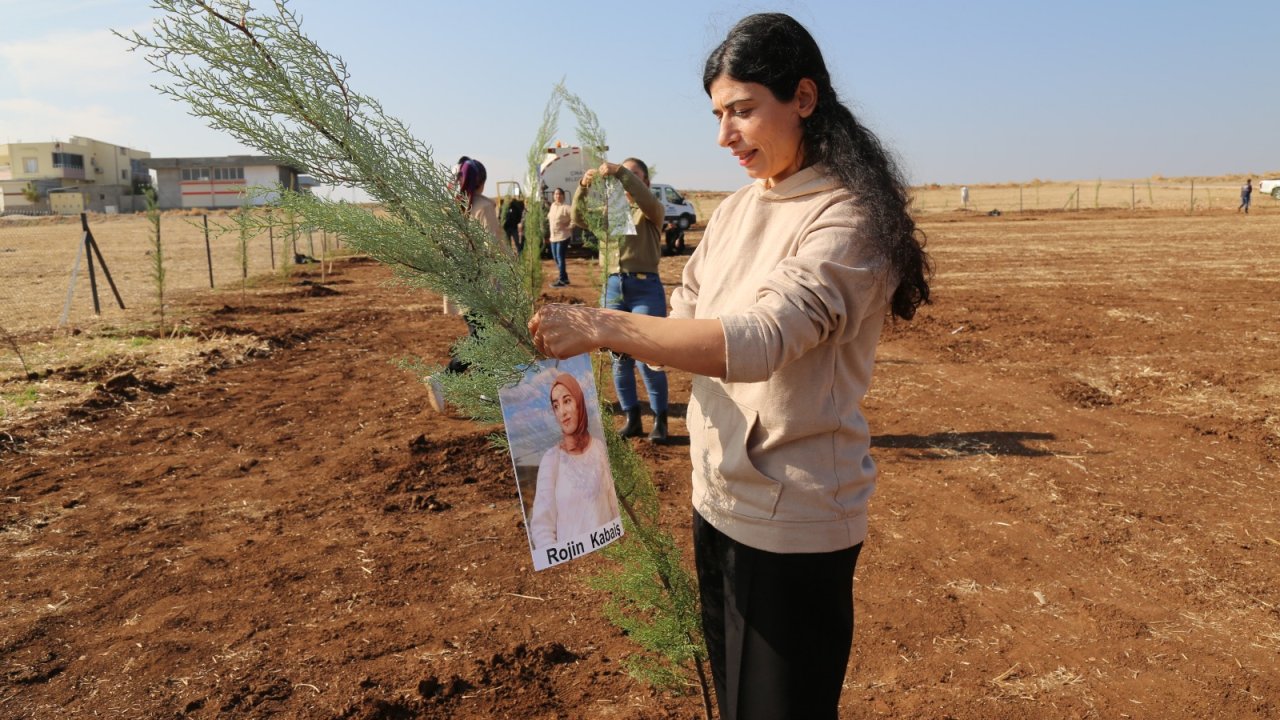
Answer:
[
  {"left": 571, "top": 183, "right": 591, "bottom": 229},
  {"left": 615, "top": 166, "right": 665, "bottom": 228},
  {"left": 719, "top": 209, "right": 887, "bottom": 383}
]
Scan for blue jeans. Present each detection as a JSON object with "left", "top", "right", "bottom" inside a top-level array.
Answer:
[
  {"left": 550, "top": 240, "right": 568, "bottom": 282},
  {"left": 603, "top": 272, "right": 668, "bottom": 413}
]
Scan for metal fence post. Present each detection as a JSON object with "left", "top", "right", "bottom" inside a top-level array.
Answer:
[{"left": 203, "top": 214, "right": 214, "bottom": 288}]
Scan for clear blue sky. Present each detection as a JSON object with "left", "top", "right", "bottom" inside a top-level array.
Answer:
[{"left": 2, "top": 0, "right": 1277, "bottom": 193}]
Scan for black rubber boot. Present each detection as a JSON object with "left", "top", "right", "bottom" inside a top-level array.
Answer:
[
  {"left": 648, "top": 411, "right": 669, "bottom": 444},
  {"left": 620, "top": 407, "right": 644, "bottom": 438}
]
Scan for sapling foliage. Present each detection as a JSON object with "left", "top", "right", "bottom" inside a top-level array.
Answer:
[
  {"left": 556, "top": 83, "right": 711, "bottom": 712},
  {"left": 123, "top": 2, "right": 708, "bottom": 710},
  {"left": 144, "top": 187, "right": 167, "bottom": 332}
]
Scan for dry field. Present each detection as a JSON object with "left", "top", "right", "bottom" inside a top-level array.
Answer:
[
  {"left": 1, "top": 188, "right": 1278, "bottom": 719},
  {"left": 0, "top": 210, "right": 341, "bottom": 334},
  {"left": 1, "top": 175, "right": 1273, "bottom": 334},
  {"left": 906, "top": 174, "right": 1277, "bottom": 214}
]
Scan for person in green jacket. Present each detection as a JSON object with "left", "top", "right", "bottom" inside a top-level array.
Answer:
[{"left": 572, "top": 158, "right": 671, "bottom": 443}]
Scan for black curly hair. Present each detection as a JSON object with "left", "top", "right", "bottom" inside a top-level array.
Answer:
[{"left": 703, "top": 12, "right": 931, "bottom": 320}]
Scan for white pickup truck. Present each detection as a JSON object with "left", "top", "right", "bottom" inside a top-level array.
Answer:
[
  {"left": 650, "top": 184, "right": 697, "bottom": 229},
  {"left": 1259, "top": 179, "right": 1280, "bottom": 200}
]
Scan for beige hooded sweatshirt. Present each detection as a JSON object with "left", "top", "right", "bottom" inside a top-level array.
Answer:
[{"left": 669, "top": 165, "right": 894, "bottom": 554}]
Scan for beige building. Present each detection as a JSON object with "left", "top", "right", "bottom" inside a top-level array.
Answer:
[
  {"left": 146, "top": 156, "right": 310, "bottom": 210},
  {"left": 0, "top": 136, "right": 150, "bottom": 214}
]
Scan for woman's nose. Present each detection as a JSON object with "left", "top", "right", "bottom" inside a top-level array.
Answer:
[{"left": 717, "top": 116, "right": 736, "bottom": 148}]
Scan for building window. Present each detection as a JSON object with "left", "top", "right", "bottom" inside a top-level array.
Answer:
[
  {"left": 23, "top": 158, "right": 37, "bottom": 173},
  {"left": 181, "top": 167, "right": 211, "bottom": 181},
  {"left": 122, "top": 170, "right": 129, "bottom": 180},
  {"left": 119, "top": 147, "right": 127, "bottom": 155},
  {"left": 52, "top": 152, "right": 84, "bottom": 170},
  {"left": 213, "top": 167, "right": 245, "bottom": 180}
]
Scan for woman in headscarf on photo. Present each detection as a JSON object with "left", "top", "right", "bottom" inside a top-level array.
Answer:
[
  {"left": 528, "top": 372, "right": 616, "bottom": 549},
  {"left": 529, "top": 12, "right": 931, "bottom": 718}
]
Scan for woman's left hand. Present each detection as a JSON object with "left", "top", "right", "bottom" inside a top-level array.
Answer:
[{"left": 530, "top": 304, "right": 603, "bottom": 359}]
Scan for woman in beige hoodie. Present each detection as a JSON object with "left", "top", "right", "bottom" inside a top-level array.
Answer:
[{"left": 530, "top": 13, "right": 931, "bottom": 718}]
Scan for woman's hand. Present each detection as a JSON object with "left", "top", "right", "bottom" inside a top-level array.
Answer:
[
  {"left": 579, "top": 168, "right": 598, "bottom": 188},
  {"left": 533, "top": 306, "right": 728, "bottom": 377},
  {"left": 530, "top": 304, "right": 603, "bottom": 359}
]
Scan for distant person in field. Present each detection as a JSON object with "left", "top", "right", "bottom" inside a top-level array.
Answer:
[
  {"left": 528, "top": 372, "right": 616, "bottom": 549},
  {"left": 572, "top": 157, "right": 671, "bottom": 443},
  {"left": 530, "top": 12, "right": 931, "bottom": 718},
  {"left": 961, "top": 185, "right": 970, "bottom": 208},
  {"left": 1238, "top": 178, "right": 1252, "bottom": 214},
  {"left": 547, "top": 187, "right": 573, "bottom": 286},
  {"left": 428, "top": 156, "right": 506, "bottom": 413}
]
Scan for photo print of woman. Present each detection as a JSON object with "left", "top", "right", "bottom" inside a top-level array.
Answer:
[{"left": 498, "top": 353, "right": 622, "bottom": 571}]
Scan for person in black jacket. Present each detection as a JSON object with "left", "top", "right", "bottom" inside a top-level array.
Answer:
[{"left": 502, "top": 194, "right": 526, "bottom": 253}]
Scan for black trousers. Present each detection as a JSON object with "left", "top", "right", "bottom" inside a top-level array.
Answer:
[{"left": 694, "top": 511, "right": 862, "bottom": 720}]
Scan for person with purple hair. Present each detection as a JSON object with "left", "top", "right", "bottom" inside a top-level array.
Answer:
[{"left": 428, "top": 156, "right": 504, "bottom": 412}]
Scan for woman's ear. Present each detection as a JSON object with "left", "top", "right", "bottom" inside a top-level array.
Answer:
[{"left": 796, "top": 78, "right": 818, "bottom": 119}]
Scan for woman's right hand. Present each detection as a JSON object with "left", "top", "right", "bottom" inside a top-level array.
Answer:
[{"left": 530, "top": 304, "right": 603, "bottom": 359}]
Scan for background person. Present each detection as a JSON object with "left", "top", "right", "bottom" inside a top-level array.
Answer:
[
  {"left": 528, "top": 372, "right": 616, "bottom": 549},
  {"left": 530, "top": 12, "right": 931, "bottom": 718},
  {"left": 503, "top": 191, "right": 525, "bottom": 253},
  {"left": 572, "top": 158, "right": 670, "bottom": 443},
  {"left": 1239, "top": 178, "right": 1252, "bottom": 214},
  {"left": 547, "top": 187, "right": 573, "bottom": 286},
  {"left": 663, "top": 218, "right": 686, "bottom": 256},
  {"left": 428, "top": 156, "right": 505, "bottom": 412}
]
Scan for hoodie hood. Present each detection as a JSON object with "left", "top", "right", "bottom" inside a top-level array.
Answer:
[{"left": 758, "top": 164, "right": 840, "bottom": 201}]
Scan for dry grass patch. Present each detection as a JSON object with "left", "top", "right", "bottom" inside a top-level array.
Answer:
[
  {"left": 990, "top": 663, "right": 1087, "bottom": 701},
  {"left": 0, "top": 326, "right": 268, "bottom": 432}
]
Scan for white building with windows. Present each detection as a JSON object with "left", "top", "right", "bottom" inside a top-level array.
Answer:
[{"left": 146, "top": 156, "right": 310, "bottom": 209}]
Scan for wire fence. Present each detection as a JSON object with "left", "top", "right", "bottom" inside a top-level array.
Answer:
[
  {"left": 0, "top": 210, "right": 343, "bottom": 342},
  {"left": 1, "top": 180, "right": 1269, "bottom": 358},
  {"left": 910, "top": 180, "right": 1262, "bottom": 214}
]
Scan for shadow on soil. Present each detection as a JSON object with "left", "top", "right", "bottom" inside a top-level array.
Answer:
[{"left": 873, "top": 430, "right": 1057, "bottom": 458}]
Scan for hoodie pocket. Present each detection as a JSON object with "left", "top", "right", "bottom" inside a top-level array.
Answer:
[{"left": 695, "top": 385, "right": 782, "bottom": 520}]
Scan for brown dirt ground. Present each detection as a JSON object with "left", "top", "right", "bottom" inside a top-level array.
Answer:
[{"left": 3, "top": 205, "right": 1279, "bottom": 719}]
